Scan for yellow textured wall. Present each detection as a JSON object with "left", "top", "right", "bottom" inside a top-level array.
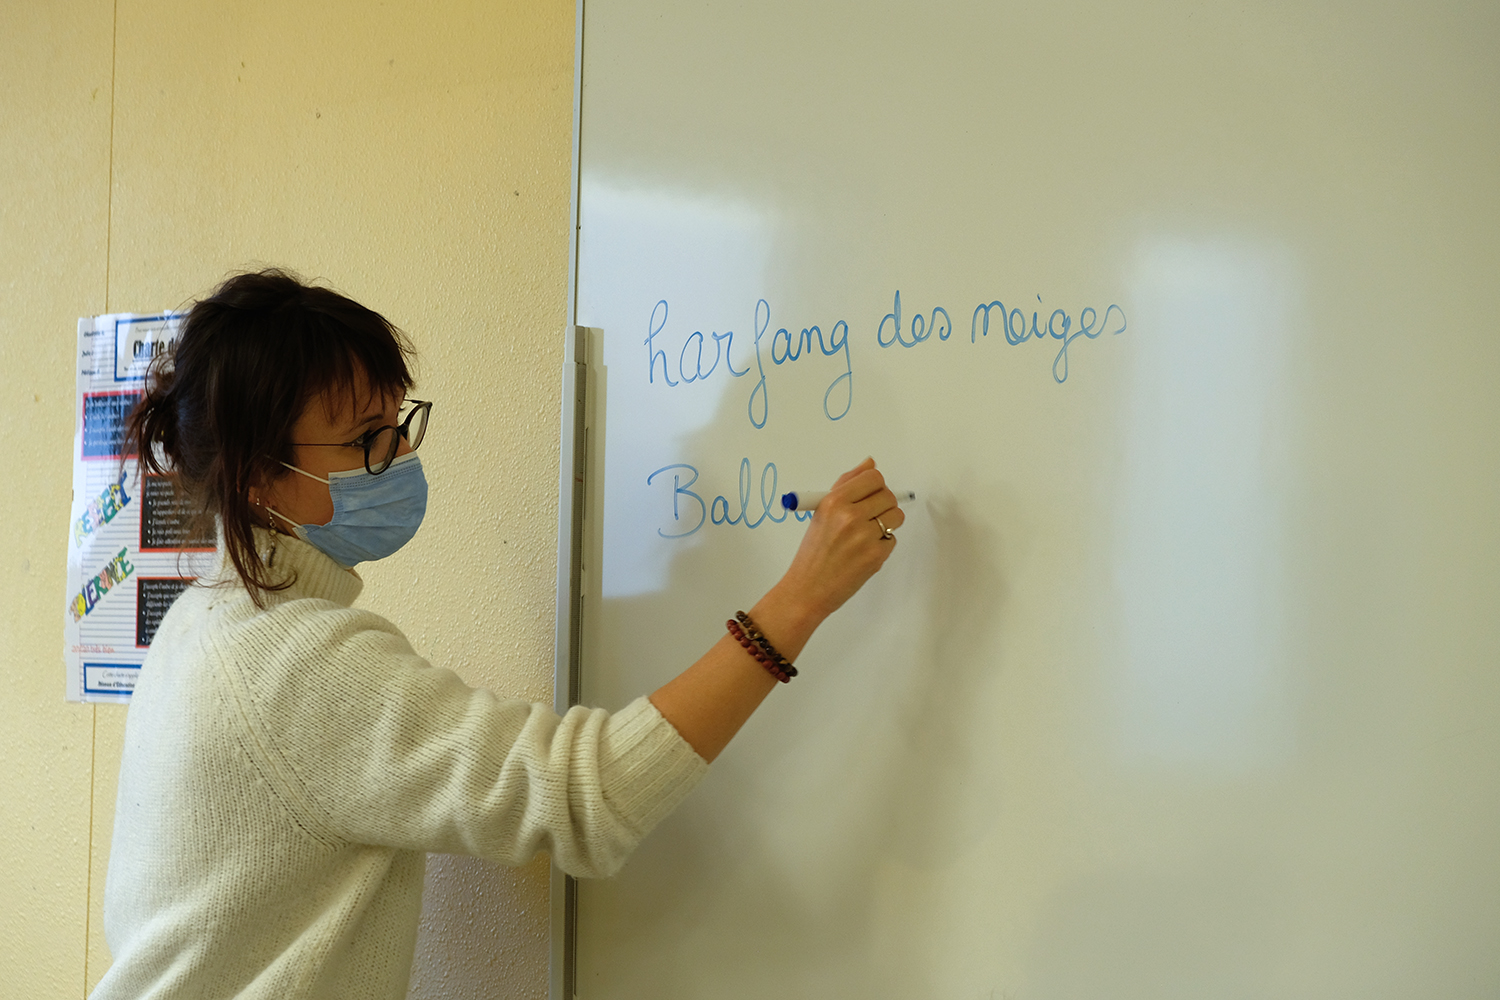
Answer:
[{"left": 1, "top": 1, "right": 577, "bottom": 996}]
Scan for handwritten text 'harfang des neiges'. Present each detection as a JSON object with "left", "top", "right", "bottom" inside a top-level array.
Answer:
[{"left": 645, "top": 291, "right": 1127, "bottom": 429}]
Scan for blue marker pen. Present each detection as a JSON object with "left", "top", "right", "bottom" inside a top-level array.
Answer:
[{"left": 781, "top": 488, "right": 916, "bottom": 512}]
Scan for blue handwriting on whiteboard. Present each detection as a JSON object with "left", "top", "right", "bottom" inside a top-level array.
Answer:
[
  {"left": 646, "top": 459, "right": 814, "bottom": 539},
  {"left": 644, "top": 299, "right": 853, "bottom": 429},
  {"left": 874, "top": 289, "right": 1127, "bottom": 383},
  {"left": 969, "top": 294, "right": 1127, "bottom": 382},
  {"left": 878, "top": 290, "right": 952, "bottom": 347}
]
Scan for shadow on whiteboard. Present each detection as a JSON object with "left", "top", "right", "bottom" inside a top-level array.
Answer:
[
  {"left": 1111, "top": 237, "right": 1299, "bottom": 773},
  {"left": 579, "top": 471, "right": 1016, "bottom": 997},
  {"left": 579, "top": 176, "right": 778, "bottom": 598},
  {"left": 868, "top": 482, "right": 1012, "bottom": 868}
]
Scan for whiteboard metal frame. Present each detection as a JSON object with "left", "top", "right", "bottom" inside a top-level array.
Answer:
[{"left": 550, "top": 1, "right": 588, "bottom": 997}]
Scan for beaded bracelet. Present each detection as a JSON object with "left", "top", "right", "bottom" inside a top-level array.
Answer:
[
  {"left": 726, "top": 612, "right": 798, "bottom": 683},
  {"left": 726, "top": 619, "right": 793, "bottom": 682},
  {"left": 734, "top": 612, "right": 798, "bottom": 677}
]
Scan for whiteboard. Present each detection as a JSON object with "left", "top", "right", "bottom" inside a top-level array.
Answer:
[{"left": 569, "top": 2, "right": 1500, "bottom": 996}]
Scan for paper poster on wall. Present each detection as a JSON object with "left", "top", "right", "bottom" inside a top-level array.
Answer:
[{"left": 64, "top": 313, "right": 214, "bottom": 703}]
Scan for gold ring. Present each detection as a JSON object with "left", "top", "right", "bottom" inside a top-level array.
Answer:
[{"left": 875, "top": 516, "right": 895, "bottom": 540}]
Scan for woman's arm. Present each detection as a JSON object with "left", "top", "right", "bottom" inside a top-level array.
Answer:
[{"left": 648, "top": 458, "right": 906, "bottom": 762}]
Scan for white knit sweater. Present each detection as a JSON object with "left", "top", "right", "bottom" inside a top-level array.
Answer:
[{"left": 93, "top": 529, "right": 707, "bottom": 999}]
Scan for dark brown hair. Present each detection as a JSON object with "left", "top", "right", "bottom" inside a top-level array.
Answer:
[{"left": 123, "top": 268, "right": 415, "bottom": 605}]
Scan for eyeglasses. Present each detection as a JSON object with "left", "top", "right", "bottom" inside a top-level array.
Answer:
[{"left": 292, "top": 399, "right": 432, "bottom": 475}]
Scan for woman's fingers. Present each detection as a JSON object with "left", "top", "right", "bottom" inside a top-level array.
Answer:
[
  {"left": 773, "top": 458, "right": 911, "bottom": 621},
  {"left": 835, "top": 466, "right": 886, "bottom": 503},
  {"left": 845, "top": 473, "right": 907, "bottom": 537},
  {"left": 828, "top": 457, "right": 876, "bottom": 492},
  {"left": 871, "top": 501, "right": 906, "bottom": 533},
  {"left": 823, "top": 462, "right": 910, "bottom": 541},
  {"left": 851, "top": 484, "right": 902, "bottom": 519}
]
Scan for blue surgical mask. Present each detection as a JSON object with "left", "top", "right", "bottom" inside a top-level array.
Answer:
[{"left": 267, "top": 452, "right": 428, "bottom": 567}]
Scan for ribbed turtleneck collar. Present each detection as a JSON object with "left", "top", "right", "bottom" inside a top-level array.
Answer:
[{"left": 214, "top": 525, "right": 364, "bottom": 609}]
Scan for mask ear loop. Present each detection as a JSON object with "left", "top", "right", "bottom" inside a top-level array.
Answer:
[
  {"left": 250, "top": 459, "right": 328, "bottom": 568},
  {"left": 260, "top": 503, "right": 301, "bottom": 529},
  {"left": 255, "top": 460, "right": 351, "bottom": 565},
  {"left": 254, "top": 462, "right": 331, "bottom": 563},
  {"left": 280, "top": 461, "right": 332, "bottom": 485}
]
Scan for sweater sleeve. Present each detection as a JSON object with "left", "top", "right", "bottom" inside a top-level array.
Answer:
[{"left": 212, "top": 599, "right": 708, "bottom": 877}]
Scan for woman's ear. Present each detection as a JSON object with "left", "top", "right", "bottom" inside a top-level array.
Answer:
[
  {"left": 245, "top": 457, "right": 289, "bottom": 505},
  {"left": 244, "top": 471, "right": 268, "bottom": 508},
  {"left": 245, "top": 480, "right": 284, "bottom": 533},
  {"left": 245, "top": 476, "right": 282, "bottom": 523}
]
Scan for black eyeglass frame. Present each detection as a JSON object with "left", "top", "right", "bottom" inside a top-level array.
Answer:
[{"left": 290, "top": 399, "right": 432, "bottom": 475}]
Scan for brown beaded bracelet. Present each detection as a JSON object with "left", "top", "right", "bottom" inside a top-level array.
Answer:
[
  {"left": 742, "top": 619, "right": 795, "bottom": 679},
  {"left": 734, "top": 611, "right": 798, "bottom": 677},
  {"left": 727, "top": 611, "right": 798, "bottom": 682},
  {"left": 726, "top": 619, "right": 793, "bottom": 682},
  {"left": 739, "top": 613, "right": 798, "bottom": 676}
]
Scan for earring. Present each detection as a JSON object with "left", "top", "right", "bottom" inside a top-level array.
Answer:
[{"left": 254, "top": 497, "right": 278, "bottom": 564}]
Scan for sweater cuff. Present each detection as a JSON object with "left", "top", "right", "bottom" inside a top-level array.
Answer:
[{"left": 597, "top": 697, "right": 709, "bottom": 837}]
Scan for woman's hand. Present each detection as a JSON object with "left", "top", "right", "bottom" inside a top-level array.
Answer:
[
  {"left": 649, "top": 458, "right": 906, "bottom": 762},
  {"left": 771, "top": 457, "right": 906, "bottom": 625}
]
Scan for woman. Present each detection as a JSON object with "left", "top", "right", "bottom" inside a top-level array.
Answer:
[{"left": 93, "top": 269, "right": 905, "bottom": 999}]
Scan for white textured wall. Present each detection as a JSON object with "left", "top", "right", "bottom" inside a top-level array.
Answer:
[{"left": 0, "top": 2, "right": 577, "bottom": 996}]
